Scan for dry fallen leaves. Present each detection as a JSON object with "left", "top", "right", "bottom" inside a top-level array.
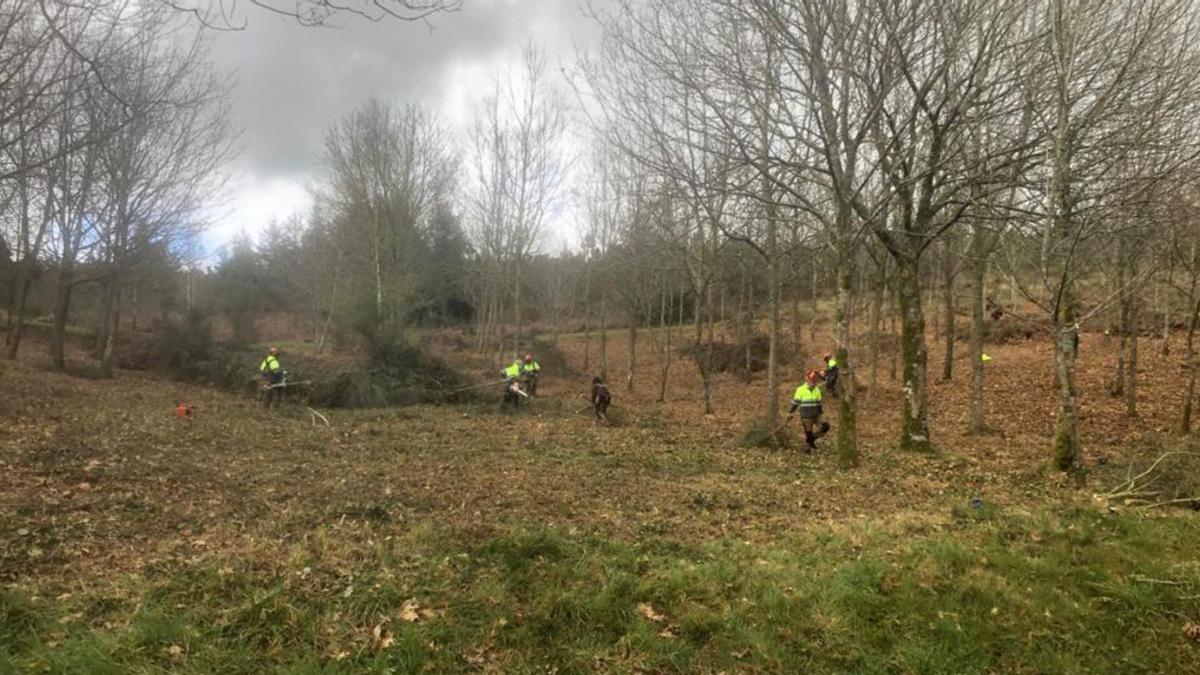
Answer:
[
  {"left": 400, "top": 598, "right": 421, "bottom": 622},
  {"left": 1184, "top": 621, "right": 1200, "bottom": 642},
  {"left": 372, "top": 622, "right": 395, "bottom": 649},
  {"left": 637, "top": 603, "right": 666, "bottom": 623}
]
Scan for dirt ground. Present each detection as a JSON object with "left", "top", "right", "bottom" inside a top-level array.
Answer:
[{"left": 0, "top": 326, "right": 1187, "bottom": 590}]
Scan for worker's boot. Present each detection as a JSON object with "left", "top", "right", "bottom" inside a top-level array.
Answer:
[
  {"left": 804, "top": 431, "right": 816, "bottom": 452},
  {"left": 819, "top": 422, "right": 831, "bottom": 437}
]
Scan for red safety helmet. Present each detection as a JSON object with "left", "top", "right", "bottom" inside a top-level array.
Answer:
[{"left": 523, "top": 353, "right": 534, "bottom": 364}]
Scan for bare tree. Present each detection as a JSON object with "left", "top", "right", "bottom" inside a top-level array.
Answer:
[
  {"left": 92, "top": 7, "right": 236, "bottom": 376},
  {"left": 465, "top": 45, "right": 568, "bottom": 361},
  {"left": 1006, "top": 0, "right": 1200, "bottom": 477},
  {"left": 319, "top": 98, "right": 455, "bottom": 340},
  {"left": 2, "top": 0, "right": 135, "bottom": 360},
  {"left": 159, "top": 0, "right": 459, "bottom": 30},
  {"left": 1167, "top": 188, "right": 1200, "bottom": 433}
]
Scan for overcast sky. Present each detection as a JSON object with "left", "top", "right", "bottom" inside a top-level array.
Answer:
[{"left": 204, "top": 0, "right": 601, "bottom": 256}]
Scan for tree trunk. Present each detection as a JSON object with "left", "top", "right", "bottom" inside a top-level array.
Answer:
[
  {"left": 742, "top": 266, "right": 753, "bottom": 379},
  {"left": 94, "top": 278, "right": 112, "bottom": 356},
  {"left": 833, "top": 211, "right": 858, "bottom": 467},
  {"left": 1179, "top": 295, "right": 1199, "bottom": 434},
  {"left": 706, "top": 282, "right": 716, "bottom": 347},
  {"left": 791, "top": 292, "right": 803, "bottom": 363},
  {"left": 512, "top": 264, "right": 522, "bottom": 356},
  {"left": 50, "top": 266, "right": 75, "bottom": 370},
  {"left": 5, "top": 265, "right": 35, "bottom": 360},
  {"left": 1111, "top": 264, "right": 1127, "bottom": 396},
  {"left": 695, "top": 287, "right": 714, "bottom": 415},
  {"left": 809, "top": 263, "right": 818, "bottom": 345},
  {"left": 627, "top": 316, "right": 637, "bottom": 393},
  {"left": 658, "top": 283, "right": 673, "bottom": 404},
  {"left": 373, "top": 210, "right": 383, "bottom": 330},
  {"left": 969, "top": 235, "right": 987, "bottom": 434},
  {"left": 868, "top": 267, "right": 884, "bottom": 402},
  {"left": 317, "top": 310, "right": 334, "bottom": 354},
  {"left": 765, "top": 215, "right": 781, "bottom": 430},
  {"left": 895, "top": 255, "right": 931, "bottom": 452},
  {"left": 941, "top": 256, "right": 956, "bottom": 382},
  {"left": 582, "top": 272, "right": 592, "bottom": 372},
  {"left": 1125, "top": 291, "right": 1138, "bottom": 418},
  {"left": 719, "top": 282, "right": 726, "bottom": 324},
  {"left": 1052, "top": 317, "right": 1083, "bottom": 474},
  {"left": 889, "top": 287, "right": 899, "bottom": 382},
  {"left": 99, "top": 284, "right": 121, "bottom": 378},
  {"left": 1161, "top": 285, "right": 1171, "bottom": 357},
  {"left": 678, "top": 282, "right": 686, "bottom": 328},
  {"left": 599, "top": 286, "right": 608, "bottom": 380}
]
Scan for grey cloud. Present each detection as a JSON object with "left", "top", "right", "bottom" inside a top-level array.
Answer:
[{"left": 211, "top": 1, "right": 600, "bottom": 182}]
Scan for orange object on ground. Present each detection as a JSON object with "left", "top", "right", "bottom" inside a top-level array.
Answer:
[{"left": 175, "top": 401, "right": 193, "bottom": 419}]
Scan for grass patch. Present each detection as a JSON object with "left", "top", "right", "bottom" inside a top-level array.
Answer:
[{"left": 3, "top": 508, "right": 1198, "bottom": 673}]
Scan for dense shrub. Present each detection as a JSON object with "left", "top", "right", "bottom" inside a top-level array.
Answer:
[
  {"left": 148, "top": 312, "right": 472, "bottom": 409},
  {"left": 156, "top": 309, "right": 216, "bottom": 372},
  {"left": 680, "top": 337, "right": 792, "bottom": 377},
  {"left": 304, "top": 333, "right": 470, "bottom": 409},
  {"left": 152, "top": 310, "right": 262, "bottom": 394}
]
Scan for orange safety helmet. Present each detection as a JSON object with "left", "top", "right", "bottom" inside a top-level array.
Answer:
[
  {"left": 523, "top": 353, "right": 534, "bottom": 364},
  {"left": 805, "top": 369, "right": 819, "bottom": 384}
]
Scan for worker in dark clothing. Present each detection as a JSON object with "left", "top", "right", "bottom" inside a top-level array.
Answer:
[
  {"left": 591, "top": 376, "right": 612, "bottom": 425},
  {"left": 789, "top": 369, "right": 831, "bottom": 452},
  {"left": 822, "top": 353, "right": 840, "bottom": 397}
]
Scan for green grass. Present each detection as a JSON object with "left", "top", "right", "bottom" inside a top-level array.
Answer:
[{"left": 3, "top": 508, "right": 1198, "bottom": 674}]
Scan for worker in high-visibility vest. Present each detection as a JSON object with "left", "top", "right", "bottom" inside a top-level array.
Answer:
[
  {"left": 501, "top": 359, "right": 524, "bottom": 408},
  {"left": 822, "top": 353, "right": 840, "bottom": 397},
  {"left": 521, "top": 353, "right": 541, "bottom": 396},
  {"left": 789, "top": 369, "right": 831, "bottom": 451},
  {"left": 259, "top": 347, "right": 284, "bottom": 408}
]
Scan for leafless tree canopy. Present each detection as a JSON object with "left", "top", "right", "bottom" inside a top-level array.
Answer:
[{"left": 159, "top": 0, "right": 460, "bottom": 29}]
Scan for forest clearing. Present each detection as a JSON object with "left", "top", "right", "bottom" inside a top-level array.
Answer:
[
  {"left": 7, "top": 0, "right": 1200, "bottom": 672},
  {"left": 3, "top": 323, "right": 1200, "bottom": 673}
]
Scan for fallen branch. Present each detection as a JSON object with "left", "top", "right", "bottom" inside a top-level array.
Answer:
[
  {"left": 1130, "top": 574, "right": 1187, "bottom": 586},
  {"left": 1098, "top": 451, "right": 1200, "bottom": 506},
  {"left": 308, "top": 407, "right": 330, "bottom": 428},
  {"left": 1142, "top": 496, "right": 1200, "bottom": 510}
]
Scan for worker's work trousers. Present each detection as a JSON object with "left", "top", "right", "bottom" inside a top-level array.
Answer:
[
  {"left": 503, "top": 381, "right": 522, "bottom": 408},
  {"left": 800, "top": 415, "right": 829, "bottom": 450},
  {"left": 262, "top": 381, "right": 283, "bottom": 409},
  {"left": 824, "top": 369, "right": 839, "bottom": 396},
  {"left": 801, "top": 416, "right": 826, "bottom": 432},
  {"left": 594, "top": 396, "right": 611, "bottom": 422}
]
